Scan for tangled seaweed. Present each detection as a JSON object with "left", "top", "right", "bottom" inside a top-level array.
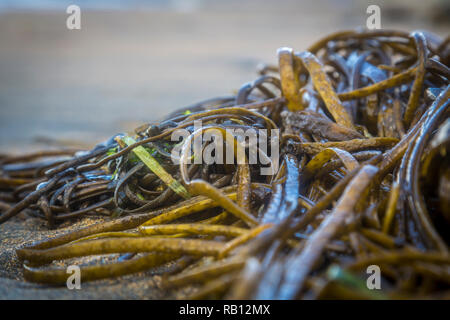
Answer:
[{"left": 0, "top": 29, "right": 449, "bottom": 299}]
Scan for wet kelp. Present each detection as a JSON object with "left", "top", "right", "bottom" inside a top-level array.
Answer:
[{"left": 1, "top": 29, "right": 450, "bottom": 299}]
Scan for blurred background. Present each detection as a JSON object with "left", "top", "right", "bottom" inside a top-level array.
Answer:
[{"left": 0, "top": 0, "right": 448, "bottom": 152}]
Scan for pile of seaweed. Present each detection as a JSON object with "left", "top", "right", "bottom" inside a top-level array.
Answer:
[{"left": 0, "top": 29, "right": 449, "bottom": 299}]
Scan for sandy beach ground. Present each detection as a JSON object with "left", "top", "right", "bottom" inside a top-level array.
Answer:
[{"left": 0, "top": 0, "right": 448, "bottom": 299}]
